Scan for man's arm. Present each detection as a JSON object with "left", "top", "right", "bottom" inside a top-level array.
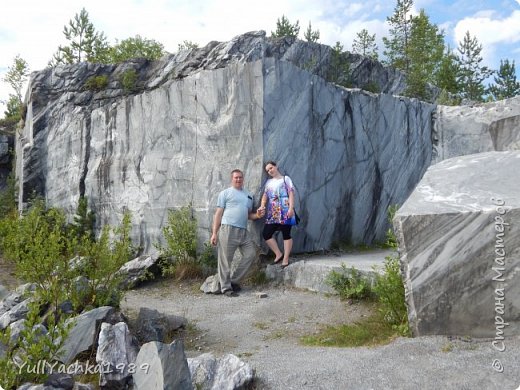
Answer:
[
  {"left": 210, "top": 207, "right": 224, "bottom": 246},
  {"left": 248, "top": 208, "right": 264, "bottom": 220}
]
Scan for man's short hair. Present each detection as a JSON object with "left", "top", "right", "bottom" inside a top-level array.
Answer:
[{"left": 231, "top": 169, "right": 243, "bottom": 177}]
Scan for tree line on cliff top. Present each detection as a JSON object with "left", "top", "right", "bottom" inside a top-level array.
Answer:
[{"left": 2, "top": 0, "right": 520, "bottom": 130}]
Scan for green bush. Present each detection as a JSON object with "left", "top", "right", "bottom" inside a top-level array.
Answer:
[
  {"left": 0, "top": 199, "right": 137, "bottom": 387},
  {"left": 156, "top": 204, "right": 201, "bottom": 279},
  {"left": 363, "top": 81, "right": 380, "bottom": 94},
  {"left": 71, "top": 196, "right": 96, "bottom": 242},
  {"left": 0, "top": 199, "right": 135, "bottom": 310},
  {"left": 0, "top": 299, "right": 73, "bottom": 388},
  {"left": 84, "top": 75, "right": 108, "bottom": 91},
  {"left": 326, "top": 264, "right": 374, "bottom": 301},
  {"left": 0, "top": 173, "right": 17, "bottom": 217},
  {"left": 436, "top": 88, "right": 461, "bottom": 106},
  {"left": 72, "top": 211, "right": 135, "bottom": 308},
  {"left": 0, "top": 199, "right": 76, "bottom": 309},
  {"left": 384, "top": 204, "right": 399, "bottom": 249},
  {"left": 199, "top": 241, "right": 218, "bottom": 271},
  {"left": 119, "top": 69, "right": 138, "bottom": 93},
  {"left": 325, "top": 253, "right": 409, "bottom": 337},
  {"left": 372, "top": 254, "right": 409, "bottom": 335}
]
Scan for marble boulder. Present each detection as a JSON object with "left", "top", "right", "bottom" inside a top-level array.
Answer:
[{"left": 394, "top": 151, "right": 520, "bottom": 337}]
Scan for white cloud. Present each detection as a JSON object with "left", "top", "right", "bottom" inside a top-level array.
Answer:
[
  {"left": 454, "top": 10, "right": 520, "bottom": 46},
  {"left": 453, "top": 10, "right": 520, "bottom": 67}
]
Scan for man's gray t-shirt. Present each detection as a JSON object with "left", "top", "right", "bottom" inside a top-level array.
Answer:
[{"left": 217, "top": 187, "right": 253, "bottom": 229}]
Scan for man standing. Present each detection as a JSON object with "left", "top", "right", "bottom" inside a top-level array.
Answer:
[{"left": 210, "top": 169, "right": 265, "bottom": 296}]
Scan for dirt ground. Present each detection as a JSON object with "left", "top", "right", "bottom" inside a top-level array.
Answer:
[
  {"left": 120, "top": 277, "right": 372, "bottom": 358},
  {"left": 0, "top": 256, "right": 20, "bottom": 290},
  {"left": 120, "top": 275, "right": 520, "bottom": 390}
]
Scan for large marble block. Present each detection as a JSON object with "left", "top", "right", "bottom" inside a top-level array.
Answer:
[{"left": 394, "top": 151, "right": 520, "bottom": 337}]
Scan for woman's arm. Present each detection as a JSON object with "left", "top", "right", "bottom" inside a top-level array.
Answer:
[
  {"left": 287, "top": 189, "right": 295, "bottom": 218},
  {"left": 261, "top": 193, "right": 268, "bottom": 208}
]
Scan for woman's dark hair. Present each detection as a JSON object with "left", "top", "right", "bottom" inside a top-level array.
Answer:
[{"left": 264, "top": 160, "right": 277, "bottom": 168}]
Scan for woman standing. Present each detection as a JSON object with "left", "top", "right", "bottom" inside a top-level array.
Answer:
[{"left": 259, "top": 161, "right": 297, "bottom": 268}]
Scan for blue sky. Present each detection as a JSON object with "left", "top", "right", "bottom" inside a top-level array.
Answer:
[{"left": 1, "top": 0, "right": 520, "bottom": 113}]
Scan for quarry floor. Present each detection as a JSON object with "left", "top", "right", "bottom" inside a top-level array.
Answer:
[{"left": 121, "top": 250, "right": 520, "bottom": 390}]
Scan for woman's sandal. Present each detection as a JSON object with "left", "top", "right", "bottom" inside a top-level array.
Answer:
[
  {"left": 280, "top": 262, "right": 290, "bottom": 269},
  {"left": 273, "top": 254, "right": 283, "bottom": 264}
]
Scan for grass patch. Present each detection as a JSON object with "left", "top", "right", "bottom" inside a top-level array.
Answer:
[
  {"left": 253, "top": 322, "right": 270, "bottom": 330},
  {"left": 441, "top": 342, "right": 454, "bottom": 352},
  {"left": 301, "top": 309, "right": 398, "bottom": 347},
  {"left": 245, "top": 267, "right": 269, "bottom": 286},
  {"left": 172, "top": 321, "right": 203, "bottom": 350},
  {"left": 326, "top": 264, "right": 375, "bottom": 301}
]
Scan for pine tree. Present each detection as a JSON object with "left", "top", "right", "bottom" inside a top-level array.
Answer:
[
  {"left": 327, "top": 42, "right": 350, "bottom": 87},
  {"left": 487, "top": 59, "right": 520, "bottom": 101},
  {"left": 455, "top": 31, "right": 493, "bottom": 102},
  {"left": 303, "top": 21, "right": 320, "bottom": 42},
  {"left": 352, "top": 29, "right": 378, "bottom": 60},
  {"left": 383, "top": 0, "right": 414, "bottom": 71},
  {"left": 405, "top": 10, "right": 445, "bottom": 100},
  {"left": 1, "top": 55, "right": 29, "bottom": 125},
  {"left": 271, "top": 15, "right": 300, "bottom": 38},
  {"left": 50, "top": 8, "right": 110, "bottom": 65},
  {"left": 435, "top": 46, "right": 460, "bottom": 95},
  {"left": 3, "top": 55, "right": 30, "bottom": 103}
]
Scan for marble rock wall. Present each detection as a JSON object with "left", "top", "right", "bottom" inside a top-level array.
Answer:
[
  {"left": 394, "top": 151, "right": 520, "bottom": 337},
  {"left": 16, "top": 33, "right": 435, "bottom": 255},
  {"left": 432, "top": 96, "right": 520, "bottom": 163}
]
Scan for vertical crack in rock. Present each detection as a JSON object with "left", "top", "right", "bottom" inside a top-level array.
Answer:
[
  {"left": 191, "top": 80, "right": 198, "bottom": 207},
  {"left": 79, "top": 111, "right": 91, "bottom": 198}
]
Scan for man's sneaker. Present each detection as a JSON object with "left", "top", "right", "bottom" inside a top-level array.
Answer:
[
  {"left": 231, "top": 283, "right": 242, "bottom": 292},
  {"left": 223, "top": 289, "right": 239, "bottom": 297}
]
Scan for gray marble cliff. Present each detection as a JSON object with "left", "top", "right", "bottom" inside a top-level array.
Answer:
[{"left": 14, "top": 31, "right": 520, "bottom": 257}]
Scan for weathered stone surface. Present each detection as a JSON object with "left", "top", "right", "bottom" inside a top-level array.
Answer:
[
  {"left": 0, "top": 283, "right": 36, "bottom": 317},
  {"left": 58, "top": 306, "right": 114, "bottom": 364},
  {"left": 394, "top": 151, "right": 520, "bottom": 337},
  {"left": 9, "top": 318, "right": 26, "bottom": 344},
  {"left": 17, "top": 380, "right": 94, "bottom": 390},
  {"left": 200, "top": 274, "right": 221, "bottom": 294},
  {"left": 188, "top": 353, "right": 254, "bottom": 390},
  {"left": 0, "top": 298, "right": 31, "bottom": 330},
  {"left": 96, "top": 322, "right": 138, "bottom": 389},
  {"left": 17, "top": 31, "right": 435, "bottom": 256},
  {"left": 134, "top": 307, "right": 187, "bottom": 344},
  {"left": 117, "top": 255, "right": 160, "bottom": 289},
  {"left": 0, "top": 290, "right": 23, "bottom": 317},
  {"left": 432, "top": 96, "right": 520, "bottom": 163},
  {"left": 132, "top": 340, "right": 192, "bottom": 390},
  {"left": 43, "top": 373, "right": 75, "bottom": 390}
]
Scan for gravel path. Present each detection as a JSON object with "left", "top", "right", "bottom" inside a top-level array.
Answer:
[{"left": 121, "top": 279, "right": 520, "bottom": 390}]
